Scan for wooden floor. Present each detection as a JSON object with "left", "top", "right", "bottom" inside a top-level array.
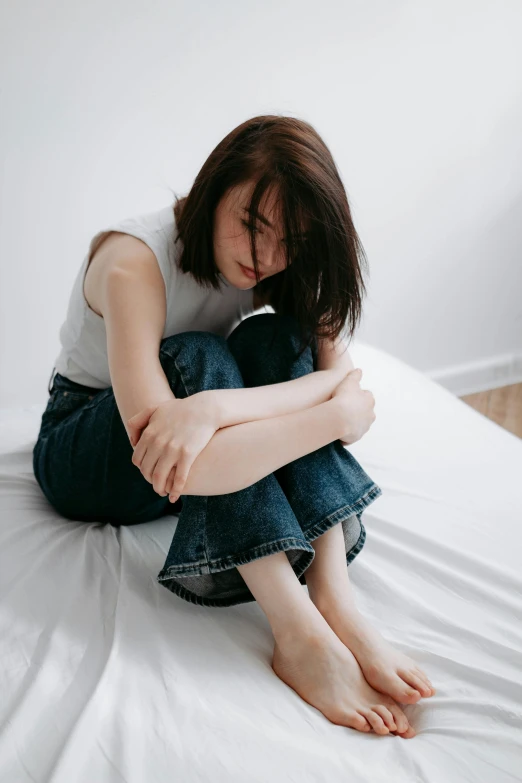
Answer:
[{"left": 459, "top": 382, "right": 522, "bottom": 439}]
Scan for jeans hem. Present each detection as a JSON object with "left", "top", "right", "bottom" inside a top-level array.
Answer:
[
  {"left": 158, "top": 536, "right": 315, "bottom": 579},
  {"left": 156, "top": 484, "right": 381, "bottom": 608},
  {"left": 156, "top": 578, "right": 275, "bottom": 609},
  {"left": 303, "top": 482, "right": 382, "bottom": 543},
  {"left": 346, "top": 517, "right": 366, "bottom": 565},
  {"left": 157, "top": 538, "right": 315, "bottom": 608}
]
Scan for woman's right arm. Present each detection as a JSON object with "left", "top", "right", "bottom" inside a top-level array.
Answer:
[
  {"left": 96, "top": 240, "right": 353, "bottom": 498},
  {"left": 99, "top": 239, "right": 346, "bottom": 443},
  {"left": 97, "top": 236, "right": 177, "bottom": 445}
]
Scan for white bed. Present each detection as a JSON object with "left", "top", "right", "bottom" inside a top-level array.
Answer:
[{"left": 1, "top": 340, "right": 521, "bottom": 783}]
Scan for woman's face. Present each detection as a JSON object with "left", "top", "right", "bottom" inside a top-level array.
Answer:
[{"left": 213, "top": 181, "right": 290, "bottom": 289}]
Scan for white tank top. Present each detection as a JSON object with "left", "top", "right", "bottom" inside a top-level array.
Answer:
[{"left": 52, "top": 204, "right": 255, "bottom": 388}]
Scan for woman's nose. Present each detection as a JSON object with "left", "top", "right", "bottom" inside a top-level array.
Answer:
[{"left": 260, "top": 244, "right": 283, "bottom": 269}]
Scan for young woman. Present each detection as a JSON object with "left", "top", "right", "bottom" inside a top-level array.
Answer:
[{"left": 33, "top": 114, "right": 434, "bottom": 738}]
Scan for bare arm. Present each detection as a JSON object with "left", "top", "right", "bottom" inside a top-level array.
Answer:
[
  {"left": 98, "top": 247, "right": 351, "bottom": 496},
  {"left": 100, "top": 245, "right": 348, "bottom": 440},
  {"left": 181, "top": 397, "right": 348, "bottom": 496},
  {"left": 211, "top": 367, "right": 347, "bottom": 428},
  {"left": 211, "top": 331, "right": 357, "bottom": 428},
  {"left": 100, "top": 241, "right": 176, "bottom": 445},
  {"left": 180, "top": 333, "right": 356, "bottom": 496},
  {"left": 316, "top": 333, "right": 356, "bottom": 374},
  {"left": 212, "top": 293, "right": 352, "bottom": 428}
]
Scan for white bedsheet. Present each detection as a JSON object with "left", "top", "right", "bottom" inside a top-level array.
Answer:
[{"left": 1, "top": 341, "right": 521, "bottom": 783}]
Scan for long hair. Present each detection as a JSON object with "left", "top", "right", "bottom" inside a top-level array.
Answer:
[{"left": 171, "top": 114, "right": 369, "bottom": 357}]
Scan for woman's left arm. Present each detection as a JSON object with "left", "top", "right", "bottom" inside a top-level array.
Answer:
[
  {"left": 207, "top": 330, "right": 354, "bottom": 430},
  {"left": 316, "top": 335, "right": 356, "bottom": 375}
]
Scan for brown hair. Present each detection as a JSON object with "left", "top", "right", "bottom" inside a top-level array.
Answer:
[{"left": 171, "top": 114, "right": 370, "bottom": 357}]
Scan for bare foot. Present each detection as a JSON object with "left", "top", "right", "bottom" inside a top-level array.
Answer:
[
  {"left": 272, "top": 624, "right": 416, "bottom": 738},
  {"left": 319, "top": 605, "right": 435, "bottom": 705}
]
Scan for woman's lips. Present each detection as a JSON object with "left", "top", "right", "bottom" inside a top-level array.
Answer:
[{"left": 238, "top": 262, "right": 259, "bottom": 279}]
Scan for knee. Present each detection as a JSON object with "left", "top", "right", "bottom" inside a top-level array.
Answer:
[
  {"left": 233, "top": 311, "right": 295, "bottom": 334},
  {"left": 230, "top": 312, "right": 314, "bottom": 360},
  {"left": 159, "top": 330, "right": 244, "bottom": 393},
  {"left": 161, "top": 329, "right": 226, "bottom": 349},
  {"left": 228, "top": 313, "right": 317, "bottom": 386},
  {"left": 229, "top": 312, "right": 303, "bottom": 350}
]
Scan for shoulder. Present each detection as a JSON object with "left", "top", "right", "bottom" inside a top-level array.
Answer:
[
  {"left": 87, "top": 233, "right": 165, "bottom": 295},
  {"left": 84, "top": 232, "right": 164, "bottom": 317},
  {"left": 89, "top": 231, "right": 158, "bottom": 271}
]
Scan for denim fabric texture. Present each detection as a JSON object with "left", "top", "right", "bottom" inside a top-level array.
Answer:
[{"left": 33, "top": 313, "right": 382, "bottom": 608}]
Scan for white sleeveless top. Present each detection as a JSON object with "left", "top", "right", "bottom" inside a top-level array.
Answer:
[{"left": 53, "top": 204, "right": 255, "bottom": 388}]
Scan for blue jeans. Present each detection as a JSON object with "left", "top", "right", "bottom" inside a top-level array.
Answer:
[{"left": 33, "top": 313, "right": 382, "bottom": 608}]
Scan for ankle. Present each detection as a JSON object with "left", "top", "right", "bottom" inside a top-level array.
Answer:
[
  {"left": 271, "top": 600, "right": 332, "bottom": 648},
  {"left": 310, "top": 591, "right": 362, "bottom": 624}
]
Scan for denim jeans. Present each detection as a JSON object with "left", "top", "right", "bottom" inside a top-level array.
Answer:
[{"left": 33, "top": 313, "right": 382, "bottom": 608}]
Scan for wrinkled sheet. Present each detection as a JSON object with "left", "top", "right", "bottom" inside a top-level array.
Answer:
[{"left": 1, "top": 340, "right": 521, "bottom": 783}]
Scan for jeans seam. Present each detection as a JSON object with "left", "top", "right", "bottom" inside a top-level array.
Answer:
[{"left": 159, "top": 346, "right": 190, "bottom": 398}]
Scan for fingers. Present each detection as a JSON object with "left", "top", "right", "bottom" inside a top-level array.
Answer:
[
  {"left": 140, "top": 448, "right": 162, "bottom": 485},
  {"left": 151, "top": 449, "right": 180, "bottom": 496},
  {"left": 127, "top": 408, "right": 157, "bottom": 452},
  {"left": 131, "top": 437, "right": 173, "bottom": 496},
  {"left": 165, "top": 467, "right": 177, "bottom": 500},
  {"left": 131, "top": 433, "right": 148, "bottom": 469},
  {"left": 165, "top": 468, "right": 172, "bottom": 495},
  {"left": 127, "top": 406, "right": 154, "bottom": 430},
  {"left": 139, "top": 446, "right": 192, "bottom": 501},
  {"left": 165, "top": 466, "right": 182, "bottom": 503},
  {"left": 128, "top": 426, "right": 144, "bottom": 450},
  {"left": 163, "top": 455, "right": 191, "bottom": 499},
  {"left": 130, "top": 428, "right": 193, "bottom": 501}
]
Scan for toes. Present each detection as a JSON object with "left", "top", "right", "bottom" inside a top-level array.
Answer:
[
  {"left": 400, "top": 670, "right": 432, "bottom": 698},
  {"left": 372, "top": 705, "right": 397, "bottom": 732},
  {"left": 360, "top": 709, "right": 390, "bottom": 735},
  {"left": 387, "top": 674, "right": 421, "bottom": 704},
  {"left": 345, "top": 712, "right": 372, "bottom": 732},
  {"left": 414, "top": 668, "right": 436, "bottom": 695},
  {"left": 386, "top": 703, "right": 410, "bottom": 735},
  {"left": 394, "top": 723, "right": 416, "bottom": 739}
]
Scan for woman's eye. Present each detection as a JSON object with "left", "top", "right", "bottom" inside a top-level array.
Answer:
[{"left": 241, "top": 219, "right": 260, "bottom": 233}]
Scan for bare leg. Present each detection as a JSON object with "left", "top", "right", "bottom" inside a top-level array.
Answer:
[
  {"left": 304, "top": 523, "right": 436, "bottom": 707},
  {"left": 236, "top": 552, "right": 415, "bottom": 738}
]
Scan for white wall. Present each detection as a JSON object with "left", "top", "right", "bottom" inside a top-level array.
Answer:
[{"left": 1, "top": 0, "right": 521, "bottom": 407}]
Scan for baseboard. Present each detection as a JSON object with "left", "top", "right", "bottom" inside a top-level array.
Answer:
[{"left": 426, "top": 352, "right": 522, "bottom": 397}]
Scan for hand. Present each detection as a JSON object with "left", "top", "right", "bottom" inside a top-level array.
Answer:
[
  {"left": 331, "top": 368, "right": 376, "bottom": 445},
  {"left": 127, "top": 391, "right": 220, "bottom": 502}
]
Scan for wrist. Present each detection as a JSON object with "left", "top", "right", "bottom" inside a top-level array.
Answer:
[
  {"left": 323, "top": 366, "right": 350, "bottom": 401},
  {"left": 201, "top": 389, "right": 225, "bottom": 429},
  {"left": 329, "top": 398, "right": 354, "bottom": 441}
]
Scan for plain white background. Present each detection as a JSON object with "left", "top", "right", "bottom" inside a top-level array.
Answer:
[{"left": 1, "top": 0, "right": 521, "bottom": 408}]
